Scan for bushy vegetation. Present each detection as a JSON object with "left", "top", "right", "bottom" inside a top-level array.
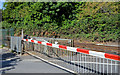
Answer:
[{"left": 2, "top": 2, "right": 120, "bottom": 42}]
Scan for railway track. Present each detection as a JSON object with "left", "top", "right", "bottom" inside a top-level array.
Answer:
[{"left": 74, "top": 42, "right": 119, "bottom": 55}]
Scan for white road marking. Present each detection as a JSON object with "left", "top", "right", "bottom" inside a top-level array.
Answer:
[
  {"left": 26, "top": 51, "right": 77, "bottom": 74},
  {"left": 0, "top": 66, "right": 14, "bottom": 71}
]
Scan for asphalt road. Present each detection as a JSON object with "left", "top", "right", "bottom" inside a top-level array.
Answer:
[{"left": 1, "top": 49, "right": 68, "bottom": 74}]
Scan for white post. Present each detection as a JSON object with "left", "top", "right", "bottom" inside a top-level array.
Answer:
[
  {"left": 21, "top": 29, "right": 23, "bottom": 56},
  {"left": 22, "top": 29, "right": 23, "bottom": 39},
  {"left": 55, "top": 41, "right": 58, "bottom": 44}
]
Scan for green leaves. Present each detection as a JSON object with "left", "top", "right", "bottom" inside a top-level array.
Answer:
[
  {"left": 2, "top": 2, "right": 119, "bottom": 42},
  {"left": 56, "top": 9, "right": 60, "bottom": 12}
]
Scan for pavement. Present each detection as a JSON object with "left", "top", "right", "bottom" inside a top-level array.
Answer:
[
  {"left": 0, "top": 48, "right": 69, "bottom": 74},
  {"left": 5, "top": 55, "right": 68, "bottom": 73}
]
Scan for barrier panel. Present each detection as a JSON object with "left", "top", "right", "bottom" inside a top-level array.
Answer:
[
  {"left": 22, "top": 39, "right": 120, "bottom": 74},
  {"left": 11, "top": 36, "right": 22, "bottom": 53}
]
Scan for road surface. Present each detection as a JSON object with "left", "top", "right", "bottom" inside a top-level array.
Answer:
[{"left": 1, "top": 48, "right": 70, "bottom": 74}]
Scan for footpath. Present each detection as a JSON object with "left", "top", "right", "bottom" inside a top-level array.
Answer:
[{"left": 0, "top": 48, "right": 70, "bottom": 75}]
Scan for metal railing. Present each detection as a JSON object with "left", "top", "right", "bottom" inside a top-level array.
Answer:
[
  {"left": 31, "top": 36, "right": 74, "bottom": 47},
  {"left": 22, "top": 39, "right": 119, "bottom": 74}
]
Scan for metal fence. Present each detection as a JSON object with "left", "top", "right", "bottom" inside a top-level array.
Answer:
[
  {"left": 0, "top": 28, "right": 22, "bottom": 54},
  {"left": 11, "top": 36, "right": 22, "bottom": 54},
  {"left": 22, "top": 39, "right": 120, "bottom": 74},
  {"left": 0, "top": 29, "right": 14, "bottom": 46},
  {"left": 31, "top": 36, "right": 74, "bottom": 47}
]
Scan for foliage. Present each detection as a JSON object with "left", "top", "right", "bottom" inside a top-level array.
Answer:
[
  {"left": 0, "top": 44, "right": 5, "bottom": 48},
  {"left": 2, "top": 2, "right": 119, "bottom": 42},
  {"left": 2, "top": 21, "right": 12, "bottom": 28}
]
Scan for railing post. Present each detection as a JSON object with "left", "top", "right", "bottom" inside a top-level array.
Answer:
[
  {"left": 21, "top": 40, "right": 24, "bottom": 55},
  {"left": 22, "top": 29, "right": 23, "bottom": 39},
  {"left": 72, "top": 39, "right": 74, "bottom": 47},
  {"left": 32, "top": 43, "right": 34, "bottom": 51},
  {"left": 71, "top": 39, "right": 74, "bottom": 47},
  {"left": 21, "top": 29, "right": 24, "bottom": 55}
]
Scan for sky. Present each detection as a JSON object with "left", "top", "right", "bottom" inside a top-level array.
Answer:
[
  {"left": 0, "top": 0, "right": 6, "bottom": 9},
  {"left": 0, "top": 2, "right": 3, "bottom": 9}
]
